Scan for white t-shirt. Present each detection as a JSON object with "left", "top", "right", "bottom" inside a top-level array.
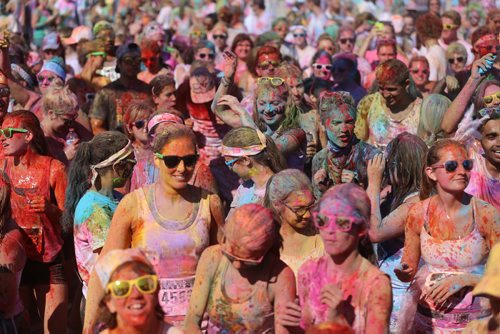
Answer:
[{"left": 420, "top": 44, "right": 447, "bottom": 82}]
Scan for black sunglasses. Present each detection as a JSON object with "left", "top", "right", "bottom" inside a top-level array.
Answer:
[
  {"left": 432, "top": 159, "right": 474, "bottom": 172},
  {"left": 154, "top": 153, "right": 199, "bottom": 168},
  {"left": 198, "top": 53, "right": 215, "bottom": 59},
  {"left": 133, "top": 119, "right": 146, "bottom": 129},
  {"left": 213, "top": 34, "right": 227, "bottom": 39},
  {"left": 340, "top": 38, "right": 355, "bottom": 44},
  {"left": 0, "top": 86, "right": 10, "bottom": 97},
  {"left": 448, "top": 56, "right": 465, "bottom": 64}
]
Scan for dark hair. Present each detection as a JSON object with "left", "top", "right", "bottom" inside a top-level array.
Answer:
[
  {"left": 98, "top": 261, "right": 160, "bottom": 329},
  {"left": 252, "top": 0, "right": 265, "bottom": 10},
  {"left": 230, "top": 33, "right": 254, "bottom": 53},
  {"left": 311, "top": 50, "right": 332, "bottom": 67},
  {"left": 420, "top": 139, "right": 467, "bottom": 199},
  {"left": 376, "top": 39, "right": 397, "bottom": 53},
  {"left": 442, "top": 10, "right": 461, "bottom": 26},
  {"left": 0, "top": 177, "right": 11, "bottom": 241},
  {"left": 4, "top": 110, "right": 49, "bottom": 156},
  {"left": 471, "top": 25, "right": 494, "bottom": 46},
  {"left": 150, "top": 74, "right": 175, "bottom": 97},
  {"left": 222, "top": 127, "right": 287, "bottom": 173},
  {"left": 416, "top": 13, "right": 443, "bottom": 40},
  {"left": 385, "top": 133, "right": 428, "bottom": 210},
  {"left": 62, "top": 132, "right": 129, "bottom": 233}
]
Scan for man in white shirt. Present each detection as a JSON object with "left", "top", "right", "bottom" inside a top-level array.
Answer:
[{"left": 438, "top": 10, "right": 474, "bottom": 65}]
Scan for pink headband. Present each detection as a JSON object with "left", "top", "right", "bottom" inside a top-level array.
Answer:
[
  {"left": 147, "top": 113, "right": 184, "bottom": 134},
  {"left": 220, "top": 129, "right": 267, "bottom": 157}
]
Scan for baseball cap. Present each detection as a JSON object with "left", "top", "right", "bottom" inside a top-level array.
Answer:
[
  {"left": 116, "top": 42, "right": 141, "bottom": 60},
  {"left": 42, "top": 32, "right": 61, "bottom": 51},
  {"left": 63, "top": 26, "right": 93, "bottom": 45}
]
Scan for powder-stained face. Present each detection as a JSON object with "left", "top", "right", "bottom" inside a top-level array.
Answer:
[
  {"left": 483, "top": 85, "right": 500, "bottom": 108},
  {"left": 312, "top": 55, "right": 332, "bottom": 80},
  {"left": 287, "top": 77, "right": 304, "bottom": 104},
  {"left": 152, "top": 84, "right": 176, "bottom": 107},
  {"left": 280, "top": 188, "right": 315, "bottom": 230},
  {"left": 105, "top": 264, "right": 157, "bottom": 328},
  {"left": 480, "top": 119, "right": 500, "bottom": 168},
  {"left": 1, "top": 117, "right": 30, "bottom": 156},
  {"left": 315, "top": 202, "right": 364, "bottom": 256},
  {"left": 256, "top": 89, "right": 286, "bottom": 128},
  {"left": 426, "top": 145, "right": 471, "bottom": 192},
  {"left": 409, "top": 60, "right": 429, "bottom": 86},
  {"left": 141, "top": 48, "right": 160, "bottom": 73},
  {"left": 37, "top": 70, "right": 64, "bottom": 94},
  {"left": 96, "top": 29, "right": 116, "bottom": 54},
  {"left": 256, "top": 53, "right": 280, "bottom": 77},
  {"left": 321, "top": 100, "right": 355, "bottom": 148}
]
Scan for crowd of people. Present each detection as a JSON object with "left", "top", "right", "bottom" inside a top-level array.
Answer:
[{"left": 0, "top": 0, "right": 499, "bottom": 333}]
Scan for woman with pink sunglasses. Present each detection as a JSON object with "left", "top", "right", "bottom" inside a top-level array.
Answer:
[{"left": 277, "top": 183, "right": 391, "bottom": 333}]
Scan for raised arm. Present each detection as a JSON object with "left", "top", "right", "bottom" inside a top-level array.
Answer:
[
  {"left": 83, "top": 193, "right": 136, "bottom": 333},
  {"left": 441, "top": 54, "right": 494, "bottom": 134},
  {"left": 211, "top": 51, "right": 246, "bottom": 128}
]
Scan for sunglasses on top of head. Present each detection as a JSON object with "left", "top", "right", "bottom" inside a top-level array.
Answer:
[
  {"left": 431, "top": 159, "right": 473, "bottom": 172},
  {"left": 154, "top": 152, "right": 199, "bottom": 168}
]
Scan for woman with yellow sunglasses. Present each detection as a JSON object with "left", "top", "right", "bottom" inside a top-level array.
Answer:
[{"left": 96, "top": 249, "right": 183, "bottom": 334}]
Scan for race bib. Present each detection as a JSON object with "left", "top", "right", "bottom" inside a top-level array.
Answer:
[{"left": 159, "top": 276, "right": 195, "bottom": 317}]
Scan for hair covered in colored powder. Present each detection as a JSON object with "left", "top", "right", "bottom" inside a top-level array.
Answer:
[
  {"left": 314, "top": 183, "right": 370, "bottom": 229},
  {"left": 319, "top": 91, "right": 357, "bottom": 124},
  {"left": 305, "top": 321, "right": 355, "bottom": 334},
  {"left": 375, "top": 59, "right": 409, "bottom": 85},
  {"left": 224, "top": 203, "right": 276, "bottom": 254}
]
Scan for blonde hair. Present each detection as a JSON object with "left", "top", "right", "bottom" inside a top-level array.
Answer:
[
  {"left": 417, "top": 94, "right": 451, "bottom": 146},
  {"left": 42, "top": 85, "right": 78, "bottom": 115}
]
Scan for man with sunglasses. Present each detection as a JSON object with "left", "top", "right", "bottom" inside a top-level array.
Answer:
[
  {"left": 438, "top": 10, "right": 474, "bottom": 66},
  {"left": 90, "top": 43, "right": 151, "bottom": 134}
]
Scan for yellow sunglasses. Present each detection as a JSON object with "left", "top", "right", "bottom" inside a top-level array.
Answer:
[
  {"left": 257, "top": 77, "right": 285, "bottom": 86},
  {"left": 483, "top": 92, "right": 500, "bottom": 107},
  {"left": 107, "top": 274, "right": 158, "bottom": 298},
  {"left": 443, "top": 23, "right": 458, "bottom": 31}
]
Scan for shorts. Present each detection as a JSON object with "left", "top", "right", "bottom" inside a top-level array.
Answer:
[{"left": 21, "top": 252, "right": 66, "bottom": 286}]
